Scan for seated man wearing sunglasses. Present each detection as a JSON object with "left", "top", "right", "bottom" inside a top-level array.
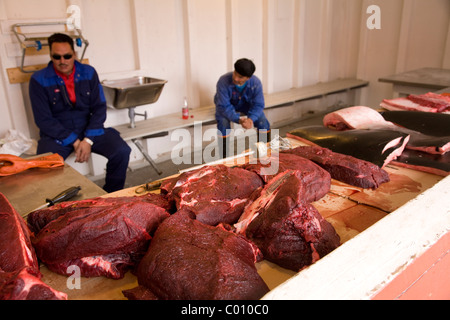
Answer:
[{"left": 29, "top": 33, "right": 131, "bottom": 193}]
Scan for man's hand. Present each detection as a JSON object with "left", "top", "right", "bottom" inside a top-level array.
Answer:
[
  {"left": 73, "top": 139, "right": 92, "bottom": 163},
  {"left": 239, "top": 118, "right": 254, "bottom": 129}
]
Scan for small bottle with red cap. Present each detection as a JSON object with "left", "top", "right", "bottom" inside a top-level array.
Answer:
[{"left": 182, "top": 98, "right": 189, "bottom": 120}]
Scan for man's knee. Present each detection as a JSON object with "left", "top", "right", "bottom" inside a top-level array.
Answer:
[
  {"left": 119, "top": 142, "right": 132, "bottom": 157},
  {"left": 215, "top": 115, "right": 231, "bottom": 137},
  {"left": 110, "top": 142, "right": 131, "bottom": 165},
  {"left": 253, "top": 115, "right": 270, "bottom": 131}
]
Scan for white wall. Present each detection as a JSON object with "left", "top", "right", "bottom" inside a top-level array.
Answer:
[
  {"left": 357, "top": 0, "right": 450, "bottom": 108},
  {"left": 1, "top": 0, "right": 449, "bottom": 174}
]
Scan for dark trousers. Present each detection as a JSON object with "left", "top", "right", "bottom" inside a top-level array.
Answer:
[
  {"left": 37, "top": 128, "right": 131, "bottom": 193},
  {"left": 216, "top": 111, "right": 271, "bottom": 159},
  {"left": 217, "top": 130, "right": 271, "bottom": 159}
]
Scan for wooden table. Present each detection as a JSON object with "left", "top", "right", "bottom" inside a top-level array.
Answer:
[
  {"left": 34, "top": 139, "right": 447, "bottom": 300},
  {"left": 379, "top": 67, "right": 450, "bottom": 96},
  {"left": 0, "top": 160, "right": 106, "bottom": 217}
]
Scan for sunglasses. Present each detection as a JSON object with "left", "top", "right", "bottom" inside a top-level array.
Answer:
[{"left": 52, "top": 54, "right": 73, "bottom": 60}]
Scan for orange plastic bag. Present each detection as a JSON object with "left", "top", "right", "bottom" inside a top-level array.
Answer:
[{"left": 0, "top": 153, "right": 64, "bottom": 176}]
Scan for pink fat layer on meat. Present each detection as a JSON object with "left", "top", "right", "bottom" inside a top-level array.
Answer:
[
  {"left": 163, "top": 165, "right": 264, "bottom": 226},
  {"left": 407, "top": 93, "right": 450, "bottom": 113},
  {"left": 381, "top": 135, "right": 409, "bottom": 168},
  {"left": 323, "top": 106, "right": 396, "bottom": 130},
  {"left": 45, "top": 254, "right": 133, "bottom": 279},
  {"left": 173, "top": 167, "right": 216, "bottom": 188},
  {"left": 381, "top": 98, "right": 438, "bottom": 113},
  {"left": 235, "top": 186, "right": 278, "bottom": 235},
  {"left": 380, "top": 135, "right": 409, "bottom": 166},
  {"left": 1, "top": 268, "right": 68, "bottom": 300}
]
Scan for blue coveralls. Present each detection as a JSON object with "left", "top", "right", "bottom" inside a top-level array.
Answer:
[
  {"left": 29, "top": 61, "right": 131, "bottom": 193},
  {"left": 214, "top": 72, "right": 270, "bottom": 137}
]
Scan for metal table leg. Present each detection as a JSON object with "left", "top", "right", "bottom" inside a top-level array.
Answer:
[{"left": 131, "top": 138, "right": 163, "bottom": 175}]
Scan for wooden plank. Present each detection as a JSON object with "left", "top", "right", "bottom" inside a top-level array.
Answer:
[
  {"left": 379, "top": 68, "right": 450, "bottom": 90},
  {"left": 6, "top": 58, "right": 89, "bottom": 84},
  {"left": 372, "top": 232, "right": 450, "bottom": 300},
  {"left": 0, "top": 162, "right": 106, "bottom": 217},
  {"left": 115, "top": 105, "right": 216, "bottom": 141},
  {"left": 40, "top": 265, "right": 137, "bottom": 300},
  {"left": 348, "top": 165, "right": 442, "bottom": 213},
  {"left": 25, "top": 46, "right": 50, "bottom": 56}
]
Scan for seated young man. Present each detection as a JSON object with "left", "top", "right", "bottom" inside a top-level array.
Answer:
[{"left": 214, "top": 58, "right": 271, "bottom": 158}]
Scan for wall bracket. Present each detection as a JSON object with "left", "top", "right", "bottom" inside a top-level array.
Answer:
[{"left": 11, "top": 21, "right": 89, "bottom": 73}]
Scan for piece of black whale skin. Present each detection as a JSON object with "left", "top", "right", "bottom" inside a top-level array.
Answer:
[
  {"left": 288, "top": 125, "right": 408, "bottom": 167},
  {"left": 289, "top": 126, "right": 450, "bottom": 174},
  {"left": 381, "top": 111, "right": 450, "bottom": 137},
  {"left": 396, "top": 149, "right": 450, "bottom": 173}
]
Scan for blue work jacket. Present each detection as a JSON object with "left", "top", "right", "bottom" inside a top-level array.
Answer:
[
  {"left": 29, "top": 61, "right": 106, "bottom": 146},
  {"left": 214, "top": 72, "right": 266, "bottom": 123}
]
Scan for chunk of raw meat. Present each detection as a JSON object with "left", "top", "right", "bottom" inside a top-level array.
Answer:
[
  {"left": 407, "top": 93, "right": 450, "bottom": 113},
  {"left": 0, "top": 192, "right": 67, "bottom": 300},
  {"left": 161, "top": 165, "right": 264, "bottom": 226},
  {"left": 235, "top": 170, "right": 329, "bottom": 234},
  {"left": 27, "top": 193, "right": 172, "bottom": 235},
  {"left": 381, "top": 93, "right": 450, "bottom": 114},
  {"left": 247, "top": 202, "right": 339, "bottom": 271},
  {"left": 241, "top": 152, "right": 331, "bottom": 189},
  {"left": 0, "top": 193, "right": 39, "bottom": 275},
  {"left": 31, "top": 199, "right": 170, "bottom": 279},
  {"left": 124, "top": 211, "right": 269, "bottom": 300},
  {"left": 0, "top": 267, "right": 67, "bottom": 300},
  {"left": 380, "top": 97, "right": 439, "bottom": 113},
  {"left": 235, "top": 170, "right": 340, "bottom": 271},
  {"left": 283, "top": 145, "right": 390, "bottom": 189}
]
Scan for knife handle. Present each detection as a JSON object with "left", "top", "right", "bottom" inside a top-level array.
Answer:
[{"left": 46, "top": 186, "right": 81, "bottom": 206}]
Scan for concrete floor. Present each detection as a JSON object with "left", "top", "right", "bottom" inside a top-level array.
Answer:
[{"left": 93, "top": 113, "right": 323, "bottom": 190}]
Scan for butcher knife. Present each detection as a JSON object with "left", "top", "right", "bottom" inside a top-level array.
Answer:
[
  {"left": 25, "top": 186, "right": 82, "bottom": 217},
  {"left": 135, "top": 179, "right": 164, "bottom": 194}
]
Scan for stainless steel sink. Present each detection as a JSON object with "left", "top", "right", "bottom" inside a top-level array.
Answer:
[
  {"left": 101, "top": 76, "right": 167, "bottom": 175},
  {"left": 102, "top": 76, "right": 167, "bottom": 110}
]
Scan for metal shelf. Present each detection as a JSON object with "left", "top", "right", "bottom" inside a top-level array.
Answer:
[{"left": 12, "top": 21, "right": 89, "bottom": 73}]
